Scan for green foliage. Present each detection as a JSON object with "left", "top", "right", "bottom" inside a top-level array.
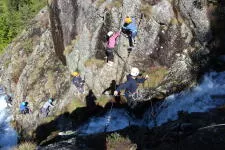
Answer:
[{"left": 0, "top": 0, "right": 46, "bottom": 53}]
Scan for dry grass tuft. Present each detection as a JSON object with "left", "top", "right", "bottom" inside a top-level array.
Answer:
[
  {"left": 63, "top": 98, "right": 85, "bottom": 114},
  {"left": 140, "top": 3, "right": 152, "bottom": 18},
  {"left": 143, "top": 66, "right": 168, "bottom": 88},
  {"left": 14, "top": 142, "right": 36, "bottom": 150},
  {"left": 84, "top": 58, "right": 105, "bottom": 68},
  {"left": 63, "top": 36, "right": 79, "bottom": 56},
  {"left": 96, "top": 95, "right": 110, "bottom": 107},
  {"left": 96, "top": 0, "right": 106, "bottom": 7},
  {"left": 106, "top": 133, "right": 136, "bottom": 150}
]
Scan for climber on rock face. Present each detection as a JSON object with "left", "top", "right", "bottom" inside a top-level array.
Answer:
[
  {"left": 19, "top": 101, "right": 30, "bottom": 114},
  {"left": 114, "top": 67, "right": 149, "bottom": 102},
  {"left": 40, "top": 98, "right": 54, "bottom": 117},
  {"left": 106, "top": 31, "right": 121, "bottom": 66},
  {"left": 5, "top": 94, "right": 12, "bottom": 107},
  {"left": 122, "top": 16, "right": 137, "bottom": 48},
  {"left": 71, "top": 72, "right": 85, "bottom": 94}
]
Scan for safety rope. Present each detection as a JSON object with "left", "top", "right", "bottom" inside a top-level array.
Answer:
[
  {"left": 198, "top": 123, "right": 225, "bottom": 130},
  {"left": 103, "top": 81, "right": 119, "bottom": 132},
  {"left": 104, "top": 100, "right": 114, "bottom": 132}
]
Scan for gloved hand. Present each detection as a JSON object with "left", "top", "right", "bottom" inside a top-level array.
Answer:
[
  {"left": 145, "top": 75, "right": 149, "bottom": 79},
  {"left": 114, "top": 91, "right": 118, "bottom": 96}
]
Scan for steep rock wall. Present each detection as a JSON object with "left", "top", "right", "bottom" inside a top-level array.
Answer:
[
  {"left": 0, "top": 0, "right": 221, "bottom": 142},
  {"left": 49, "top": 0, "right": 212, "bottom": 99}
]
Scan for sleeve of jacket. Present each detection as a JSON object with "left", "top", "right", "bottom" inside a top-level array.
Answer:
[
  {"left": 116, "top": 81, "right": 130, "bottom": 91},
  {"left": 136, "top": 78, "right": 146, "bottom": 83},
  {"left": 112, "top": 31, "right": 120, "bottom": 39},
  {"left": 122, "top": 25, "right": 128, "bottom": 30}
]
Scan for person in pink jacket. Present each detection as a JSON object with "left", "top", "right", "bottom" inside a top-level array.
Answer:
[{"left": 106, "top": 31, "right": 121, "bottom": 66}]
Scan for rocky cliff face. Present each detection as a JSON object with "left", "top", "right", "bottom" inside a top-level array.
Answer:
[
  {"left": 48, "top": 0, "right": 213, "bottom": 100},
  {"left": 0, "top": 0, "right": 222, "bottom": 142}
]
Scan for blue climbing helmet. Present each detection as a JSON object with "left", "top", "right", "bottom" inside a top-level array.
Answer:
[
  {"left": 22, "top": 102, "right": 26, "bottom": 106},
  {"left": 48, "top": 98, "right": 53, "bottom": 103}
]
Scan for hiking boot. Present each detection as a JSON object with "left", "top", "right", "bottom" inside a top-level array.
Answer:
[{"left": 107, "top": 61, "right": 114, "bottom": 66}]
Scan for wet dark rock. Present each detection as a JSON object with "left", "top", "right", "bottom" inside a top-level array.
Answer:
[{"left": 40, "top": 108, "right": 225, "bottom": 150}]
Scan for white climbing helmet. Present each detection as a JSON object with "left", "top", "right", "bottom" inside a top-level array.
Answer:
[
  {"left": 107, "top": 31, "right": 113, "bottom": 37},
  {"left": 130, "top": 67, "right": 139, "bottom": 77}
]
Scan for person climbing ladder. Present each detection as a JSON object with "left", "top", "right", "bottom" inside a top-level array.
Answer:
[
  {"left": 114, "top": 67, "right": 149, "bottom": 106},
  {"left": 106, "top": 31, "right": 121, "bottom": 66},
  {"left": 122, "top": 16, "right": 138, "bottom": 48}
]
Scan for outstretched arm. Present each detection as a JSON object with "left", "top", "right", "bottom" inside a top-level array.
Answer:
[{"left": 136, "top": 75, "right": 149, "bottom": 83}]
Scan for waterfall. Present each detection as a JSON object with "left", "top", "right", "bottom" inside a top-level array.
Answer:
[
  {"left": 78, "top": 71, "right": 225, "bottom": 135},
  {"left": 0, "top": 95, "right": 18, "bottom": 149}
]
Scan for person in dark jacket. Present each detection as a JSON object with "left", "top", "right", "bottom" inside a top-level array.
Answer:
[
  {"left": 71, "top": 72, "right": 85, "bottom": 94},
  {"left": 19, "top": 101, "right": 30, "bottom": 114},
  {"left": 114, "top": 67, "right": 149, "bottom": 100},
  {"left": 41, "top": 98, "right": 54, "bottom": 117},
  {"left": 5, "top": 94, "right": 12, "bottom": 107}
]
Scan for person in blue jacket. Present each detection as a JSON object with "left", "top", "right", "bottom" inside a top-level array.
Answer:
[
  {"left": 20, "top": 101, "right": 30, "bottom": 114},
  {"left": 114, "top": 67, "right": 149, "bottom": 100},
  {"left": 122, "top": 16, "right": 138, "bottom": 47}
]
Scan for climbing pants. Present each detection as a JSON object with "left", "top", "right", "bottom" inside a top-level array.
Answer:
[
  {"left": 41, "top": 107, "right": 50, "bottom": 117},
  {"left": 76, "top": 85, "right": 84, "bottom": 94},
  {"left": 106, "top": 48, "right": 114, "bottom": 62},
  {"left": 122, "top": 29, "right": 137, "bottom": 47}
]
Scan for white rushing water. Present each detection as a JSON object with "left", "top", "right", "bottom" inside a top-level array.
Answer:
[
  {"left": 79, "top": 71, "right": 225, "bottom": 135},
  {"left": 0, "top": 95, "right": 18, "bottom": 150},
  {"left": 145, "top": 71, "right": 225, "bottom": 127}
]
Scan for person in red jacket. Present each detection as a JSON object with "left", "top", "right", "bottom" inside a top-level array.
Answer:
[{"left": 106, "top": 31, "right": 121, "bottom": 66}]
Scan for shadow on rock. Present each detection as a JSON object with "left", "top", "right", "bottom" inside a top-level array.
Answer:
[{"left": 35, "top": 90, "right": 130, "bottom": 146}]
